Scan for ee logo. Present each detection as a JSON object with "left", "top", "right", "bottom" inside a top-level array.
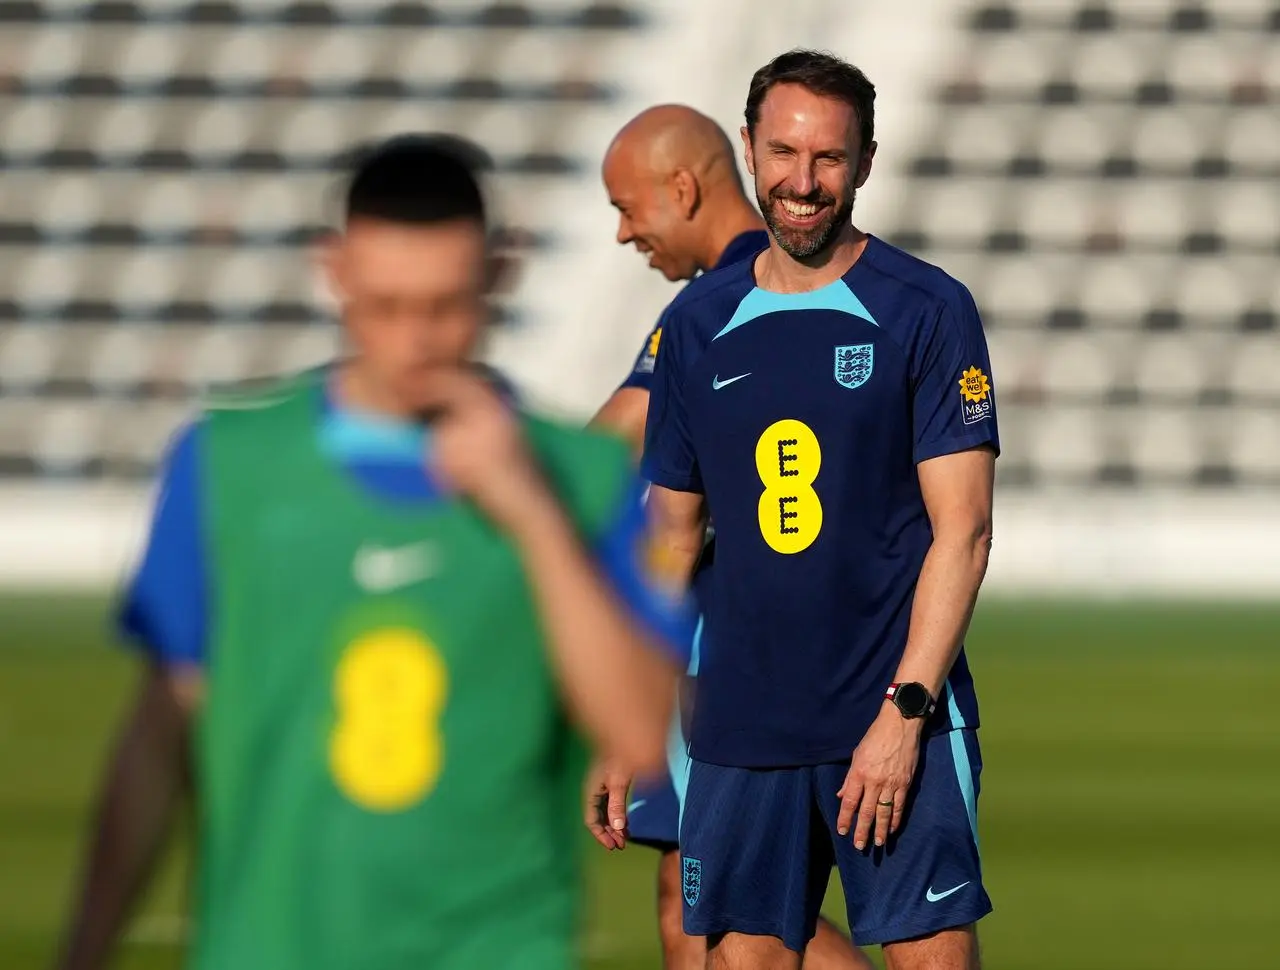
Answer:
[{"left": 755, "top": 419, "right": 822, "bottom": 554}]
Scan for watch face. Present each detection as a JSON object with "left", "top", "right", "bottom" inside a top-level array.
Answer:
[{"left": 896, "top": 683, "right": 930, "bottom": 717}]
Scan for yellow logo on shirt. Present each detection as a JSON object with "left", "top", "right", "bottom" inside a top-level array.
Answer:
[
  {"left": 959, "top": 366, "right": 991, "bottom": 404},
  {"left": 647, "top": 327, "right": 663, "bottom": 360}
]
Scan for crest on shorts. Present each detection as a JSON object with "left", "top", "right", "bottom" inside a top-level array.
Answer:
[
  {"left": 682, "top": 857, "right": 702, "bottom": 907},
  {"left": 834, "top": 344, "right": 874, "bottom": 389}
]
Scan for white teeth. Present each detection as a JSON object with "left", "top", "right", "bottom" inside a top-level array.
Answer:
[{"left": 780, "top": 199, "right": 819, "bottom": 217}]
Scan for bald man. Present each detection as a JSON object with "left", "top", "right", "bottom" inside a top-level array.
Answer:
[{"left": 585, "top": 105, "right": 872, "bottom": 970}]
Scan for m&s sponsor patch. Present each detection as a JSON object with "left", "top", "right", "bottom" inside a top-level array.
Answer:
[{"left": 958, "top": 365, "right": 993, "bottom": 426}]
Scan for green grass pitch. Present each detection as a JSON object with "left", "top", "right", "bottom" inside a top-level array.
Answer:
[{"left": 1, "top": 596, "right": 1277, "bottom": 969}]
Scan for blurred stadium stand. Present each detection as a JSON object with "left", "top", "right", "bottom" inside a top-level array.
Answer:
[
  {"left": 0, "top": 0, "right": 646, "bottom": 479},
  {"left": 877, "top": 0, "right": 1280, "bottom": 489},
  {"left": 0, "top": 0, "right": 1277, "bottom": 593}
]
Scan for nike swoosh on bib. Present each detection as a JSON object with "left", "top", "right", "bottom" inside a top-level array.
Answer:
[{"left": 711, "top": 373, "right": 751, "bottom": 390}]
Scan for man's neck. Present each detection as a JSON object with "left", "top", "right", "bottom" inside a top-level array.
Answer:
[
  {"left": 334, "top": 362, "right": 418, "bottom": 423},
  {"left": 755, "top": 225, "right": 869, "bottom": 295},
  {"left": 698, "top": 198, "right": 766, "bottom": 273}
]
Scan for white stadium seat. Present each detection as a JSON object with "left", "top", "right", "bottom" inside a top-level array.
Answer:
[
  {"left": 39, "top": 176, "right": 102, "bottom": 234},
  {"left": 113, "top": 252, "right": 184, "bottom": 310},
  {"left": 1173, "top": 262, "right": 1251, "bottom": 324},
  {"left": 1129, "top": 408, "right": 1200, "bottom": 479},
  {"left": 1018, "top": 182, "right": 1090, "bottom": 246},
  {"left": 1027, "top": 407, "right": 1104, "bottom": 479},
  {"left": 1229, "top": 339, "right": 1280, "bottom": 401},
  {"left": 33, "top": 400, "right": 104, "bottom": 473},
  {"left": 975, "top": 34, "right": 1055, "bottom": 90},
  {"left": 1164, "top": 37, "right": 1235, "bottom": 95},
  {"left": 207, "top": 29, "right": 279, "bottom": 87},
  {"left": 187, "top": 102, "right": 252, "bottom": 160},
  {"left": 21, "top": 27, "right": 86, "bottom": 85},
  {"left": 1037, "top": 108, "right": 1115, "bottom": 169},
  {"left": 94, "top": 101, "right": 159, "bottom": 158},
  {"left": 136, "top": 179, "right": 200, "bottom": 237},
  {"left": 1113, "top": 182, "right": 1189, "bottom": 247},
  {"left": 915, "top": 181, "right": 998, "bottom": 246},
  {"left": 1222, "top": 110, "right": 1280, "bottom": 169},
  {"left": 17, "top": 251, "right": 80, "bottom": 307},
  {"left": 1130, "top": 110, "right": 1202, "bottom": 172},
  {"left": 302, "top": 30, "right": 377, "bottom": 88},
  {"left": 943, "top": 107, "right": 1024, "bottom": 168},
  {"left": 186, "top": 328, "right": 253, "bottom": 388},
  {"left": 0, "top": 326, "right": 60, "bottom": 390},
  {"left": 232, "top": 181, "right": 304, "bottom": 237},
  {"left": 88, "top": 325, "right": 156, "bottom": 392},
  {"left": 1040, "top": 335, "right": 1120, "bottom": 398},
  {"left": 1133, "top": 336, "right": 1212, "bottom": 399},
  {"left": 278, "top": 104, "right": 348, "bottom": 161},
  {"left": 4, "top": 101, "right": 60, "bottom": 157},
  {"left": 981, "top": 257, "right": 1062, "bottom": 320},
  {"left": 1070, "top": 37, "right": 1150, "bottom": 95},
  {"left": 1228, "top": 410, "right": 1280, "bottom": 478},
  {"left": 1216, "top": 181, "right": 1280, "bottom": 247},
  {"left": 117, "top": 27, "right": 183, "bottom": 87},
  {"left": 1078, "top": 260, "right": 1155, "bottom": 326}
]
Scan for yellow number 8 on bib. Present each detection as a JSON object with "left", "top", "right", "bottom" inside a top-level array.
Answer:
[
  {"left": 755, "top": 419, "right": 823, "bottom": 554},
  {"left": 330, "top": 628, "right": 448, "bottom": 812}
]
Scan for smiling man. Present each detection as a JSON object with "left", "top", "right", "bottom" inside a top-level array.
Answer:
[{"left": 641, "top": 51, "right": 1000, "bottom": 970}]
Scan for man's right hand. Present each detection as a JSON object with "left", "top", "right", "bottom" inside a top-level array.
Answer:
[{"left": 583, "top": 759, "right": 632, "bottom": 851}]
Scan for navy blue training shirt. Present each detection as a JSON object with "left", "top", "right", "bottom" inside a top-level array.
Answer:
[
  {"left": 642, "top": 235, "right": 1000, "bottom": 768},
  {"left": 618, "top": 230, "right": 769, "bottom": 393}
]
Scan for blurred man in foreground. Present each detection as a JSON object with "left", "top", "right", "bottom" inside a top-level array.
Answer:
[
  {"left": 644, "top": 51, "right": 998, "bottom": 969},
  {"left": 55, "top": 134, "right": 688, "bottom": 970},
  {"left": 586, "top": 104, "right": 871, "bottom": 970}
]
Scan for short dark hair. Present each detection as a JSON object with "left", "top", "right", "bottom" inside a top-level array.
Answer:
[
  {"left": 344, "top": 133, "right": 492, "bottom": 228},
  {"left": 745, "top": 50, "right": 876, "bottom": 153}
]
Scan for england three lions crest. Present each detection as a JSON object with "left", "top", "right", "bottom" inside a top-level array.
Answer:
[
  {"left": 682, "top": 857, "right": 702, "bottom": 907},
  {"left": 834, "top": 344, "right": 874, "bottom": 389}
]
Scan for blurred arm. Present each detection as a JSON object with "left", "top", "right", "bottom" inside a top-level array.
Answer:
[
  {"left": 590, "top": 387, "right": 650, "bottom": 456},
  {"left": 507, "top": 487, "right": 680, "bottom": 776},
  {"left": 892, "top": 447, "right": 995, "bottom": 698},
  {"left": 53, "top": 666, "right": 198, "bottom": 970},
  {"left": 644, "top": 484, "right": 707, "bottom": 588}
]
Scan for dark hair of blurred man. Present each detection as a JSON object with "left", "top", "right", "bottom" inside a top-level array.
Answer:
[{"left": 53, "top": 134, "right": 691, "bottom": 970}]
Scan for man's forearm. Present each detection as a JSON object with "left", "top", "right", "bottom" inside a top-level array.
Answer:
[
  {"left": 509, "top": 489, "right": 677, "bottom": 774},
  {"left": 893, "top": 529, "right": 992, "bottom": 700},
  {"left": 55, "top": 671, "right": 190, "bottom": 970}
]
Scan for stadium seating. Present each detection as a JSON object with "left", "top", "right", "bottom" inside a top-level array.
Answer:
[
  {"left": 1, "top": 0, "right": 1276, "bottom": 491},
  {"left": 884, "top": 0, "right": 1280, "bottom": 487},
  {"left": 0, "top": 0, "right": 646, "bottom": 478}
]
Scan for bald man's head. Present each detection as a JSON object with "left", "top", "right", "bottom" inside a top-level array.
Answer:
[{"left": 603, "top": 105, "right": 748, "bottom": 281}]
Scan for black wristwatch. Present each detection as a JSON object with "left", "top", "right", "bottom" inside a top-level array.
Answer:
[{"left": 884, "top": 682, "right": 936, "bottom": 719}]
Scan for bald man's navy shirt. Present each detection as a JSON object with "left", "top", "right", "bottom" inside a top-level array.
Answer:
[{"left": 642, "top": 236, "right": 999, "bottom": 767}]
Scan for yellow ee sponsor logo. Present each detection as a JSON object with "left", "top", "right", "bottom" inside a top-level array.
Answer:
[
  {"left": 329, "top": 628, "right": 448, "bottom": 812},
  {"left": 959, "top": 365, "right": 993, "bottom": 426},
  {"left": 755, "top": 419, "right": 823, "bottom": 555}
]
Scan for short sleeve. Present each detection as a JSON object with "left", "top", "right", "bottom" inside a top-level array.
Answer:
[
  {"left": 640, "top": 306, "right": 702, "bottom": 492},
  {"left": 911, "top": 286, "right": 1001, "bottom": 465},
  {"left": 617, "top": 320, "right": 664, "bottom": 392},
  {"left": 117, "top": 421, "right": 209, "bottom": 666},
  {"left": 594, "top": 476, "right": 698, "bottom": 669}
]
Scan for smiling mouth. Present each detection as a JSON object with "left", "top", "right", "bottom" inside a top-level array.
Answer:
[{"left": 776, "top": 198, "right": 828, "bottom": 225}]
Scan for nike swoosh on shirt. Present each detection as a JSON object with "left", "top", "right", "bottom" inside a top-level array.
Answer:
[
  {"left": 625, "top": 799, "right": 647, "bottom": 814},
  {"left": 711, "top": 373, "right": 751, "bottom": 390},
  {"left": 925, "top": 881, "right": 970, "bottom": 903}
]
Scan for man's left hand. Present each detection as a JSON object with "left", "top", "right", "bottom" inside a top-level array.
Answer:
[{"left": 836, "top": 702, "right": 924, "bottom": 850}]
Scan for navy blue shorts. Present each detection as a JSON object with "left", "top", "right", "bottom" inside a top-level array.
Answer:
[{"left": 680, "top": 728, "right": 991, "bottom": 950}]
